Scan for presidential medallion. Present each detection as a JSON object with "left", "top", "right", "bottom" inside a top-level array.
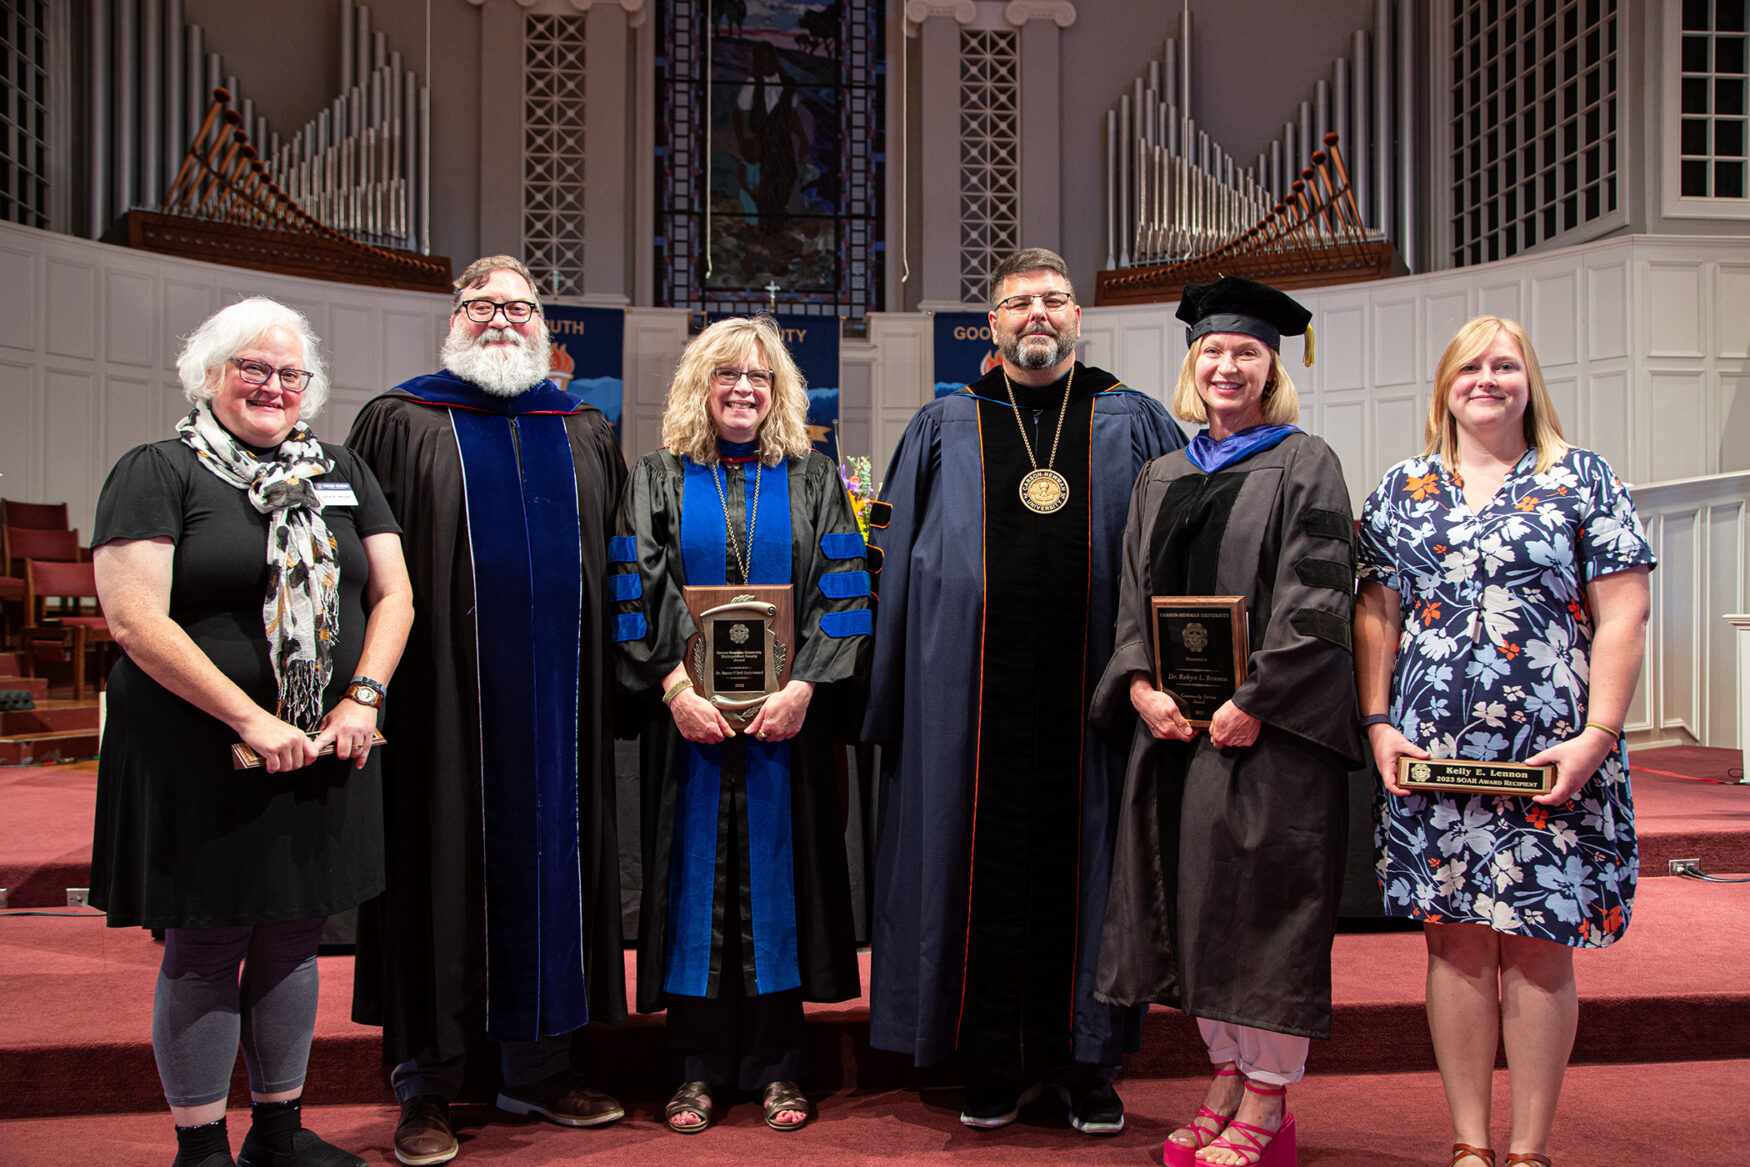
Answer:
[{"left": 1019, "top": 468, "right": 1070, "bottom": 513}]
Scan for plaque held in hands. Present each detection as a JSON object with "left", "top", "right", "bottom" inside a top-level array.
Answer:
[
  {"left": 1150, "top": 595, "right": 1249, "bottom": 728},
  {"left": 682, "top": 585, "right": 794, "bottom": 726},
  {"left": 1398, "top": 757, "right": 1554, "bottom": 796}
]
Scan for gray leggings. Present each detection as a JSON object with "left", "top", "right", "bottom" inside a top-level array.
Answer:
[{"left": 153, "top": 918, "right": 326, "bottom": 1108}]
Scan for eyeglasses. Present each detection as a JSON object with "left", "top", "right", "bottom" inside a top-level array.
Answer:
[
  {"left": 995, "top": 292, "right": 1075, "bottom": 315},
  {"left": 713, "top": 367, "right": 775, "bottom": 389},
  {"left": 456, "top": 298, "right": 539, "bottom": 323},
  {"left": 228, "top": 357, "right": 314, "bottom": 391}
]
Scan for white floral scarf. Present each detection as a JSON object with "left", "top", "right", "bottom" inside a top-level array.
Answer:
[{"left": 177, "top": 404, "right": 339, "bottom": 731}]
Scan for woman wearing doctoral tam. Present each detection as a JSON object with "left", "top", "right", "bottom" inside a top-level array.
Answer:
[
  {"left": 1355, "top": 316, "right": 1652, "bottom": 1167},
  {"left": 610, "top": 315, "right": 870, "bottom": 1134},
  {"left": 1093, "top": 277, "right": 1360, "bottom": 1166}
]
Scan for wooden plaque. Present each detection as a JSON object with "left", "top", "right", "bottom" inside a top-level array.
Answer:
[
  {"left": 1398, "top": 756, "right": 1554, "bottom": 796},
  {"left": 231, "top": 729, "right": 387, "bottom": 770},
  {"left": 1150, "top": 595, "right": 1249, "bottom": 728},
  {"left": 682, "top": 585, "right": 795, "bottom": 726}
]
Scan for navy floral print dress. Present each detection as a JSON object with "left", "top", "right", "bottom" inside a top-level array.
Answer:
[{"left": 1357, "top": 446, "right": 1654, "bottom": 948}]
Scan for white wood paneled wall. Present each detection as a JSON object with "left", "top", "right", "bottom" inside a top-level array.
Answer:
[
  {"left": 1629, "top": 472, "right": 1750, "bottom": 749},
  {"left": 0, "top": 222, "right": 451, "bottom": 535}
]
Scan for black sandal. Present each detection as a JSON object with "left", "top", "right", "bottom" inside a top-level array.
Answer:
[
  {"left": 665, "top": 1081, "right": 713, "bottom": 1133},
  {"left": 761, "top": 1080, "right": 812, "bottom": 1131}
]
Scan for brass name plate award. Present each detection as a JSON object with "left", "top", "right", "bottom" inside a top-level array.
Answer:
[
  {"left": 682, "top": 585, "right": 794, "bottom": 726},
  {"left": 1150, "top": 595, "right": 1249, "bottom": 728},
  {"left": 1398, "top": 757, "right": 1554, "bottom": 796}
]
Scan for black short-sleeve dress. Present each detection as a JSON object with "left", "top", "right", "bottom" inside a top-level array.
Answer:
[{"left": 88, "top": 438, "right": 400, "bottom": 930}]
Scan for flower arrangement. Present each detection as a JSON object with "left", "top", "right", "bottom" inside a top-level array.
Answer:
[{"left": 839, "top": 455, "right": 877, "bottom": 541}]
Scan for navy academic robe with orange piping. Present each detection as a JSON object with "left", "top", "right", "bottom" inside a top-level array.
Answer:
[{"left": 862, "top": 362, "right": 1183, "bottom": 1069}]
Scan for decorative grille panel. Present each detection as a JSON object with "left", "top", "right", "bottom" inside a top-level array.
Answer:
[
  {"left": 1, "top": 0, "right": 51, "bottom": 229},
  {"left": 1679, "top": 0, "right": 1750, "bottom": 199},
  {"left": 958, "top": 28, "right": 1019, "bottom": 305},
  {"left": 1447, "top": 0, "right": 1619, "bottom": 267},
  {"left": 524, "top": 14, "right": 588, "bottom": 299}
]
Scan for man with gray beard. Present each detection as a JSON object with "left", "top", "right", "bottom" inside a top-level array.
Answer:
[
  {"left": 863, "top": 248, "right": 1184, "bottom": 1135},
  {"left": 346, "top": 256, "right": 628, "bottom": 1166}
]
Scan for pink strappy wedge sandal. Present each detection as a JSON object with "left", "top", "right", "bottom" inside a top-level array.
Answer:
[
  {"left": 1162, "top": 1067, "right": 1239, "bottom": 1166},
  {"left": 1193, "top": 1080, "right": 1296, "bottom": 1167}
]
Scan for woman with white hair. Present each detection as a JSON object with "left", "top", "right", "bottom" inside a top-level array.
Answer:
[
  {"left": 610, "top": 315, "right": 871, "bottom": 1134},
  {"left": 89, "top": 297, "right": 413, "bottom": 1167}
]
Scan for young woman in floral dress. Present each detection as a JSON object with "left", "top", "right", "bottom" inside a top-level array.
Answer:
[{"left": 1354, "top": 316, "right": 1653, "bottom": 1167}]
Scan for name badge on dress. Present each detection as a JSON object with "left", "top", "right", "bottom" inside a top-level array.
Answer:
[{"left": 314, "top": 481, "right": 359, "bottom": 507}]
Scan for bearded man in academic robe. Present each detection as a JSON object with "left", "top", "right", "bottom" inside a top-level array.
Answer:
[
  {"left": 863, "top": 247, "right": 1184, "bottom": 1135},
  {"left": 347, "top": 256, "right": 628, "bottom": 1167}
]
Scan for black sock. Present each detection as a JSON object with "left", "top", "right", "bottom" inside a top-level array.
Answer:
[
  {"left": 173, "top": 1117, "right": 230, "bottom": 1165},
  {"left": 246, "top": 1099, "right": 302, "bottom": 1155}
]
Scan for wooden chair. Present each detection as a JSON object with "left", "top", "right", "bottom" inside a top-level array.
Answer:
[
  {"left": 6, "top": 526, "right": 81, "bottom": 575},
  {"left": 0, "top": 499, "right": 71, "bottom": 532},
  {"left": 20, "top": 559, "right": 114, "bottom": 700}
]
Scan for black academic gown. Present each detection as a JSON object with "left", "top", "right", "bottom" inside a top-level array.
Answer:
[
  {"left": 862, "top": 363, "right": 1183, "bottom": 1069},
  {"left": 346, "top": 372, "right": 629, "bottom": 1066},
  {"left": 611, "top": 448, "right": 868, "bottom": 1013},
  {"left": 1091, "top": 432, "right": 1361, "bottom": 1039}
]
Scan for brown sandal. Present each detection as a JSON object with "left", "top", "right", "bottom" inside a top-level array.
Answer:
[
  {"left": 1503, "top": 1155, "right": 1551, "bottom": 1167},
  {"left": 1451, "top": 1145, "right": 1496, "bottom": 1167},
  {"left": 665, "top": 1081, "right": 712, "bottom": 1133},
  {"left": 761, "top": 1080, "right": 812, "bottom": 1131}
]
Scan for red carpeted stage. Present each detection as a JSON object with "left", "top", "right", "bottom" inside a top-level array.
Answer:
[{"left": 1, "top": 748, "right": 1746, "bottom": 1165}]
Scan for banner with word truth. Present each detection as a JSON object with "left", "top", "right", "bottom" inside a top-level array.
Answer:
[{"left": 545, "top": 306, "right": 625, "bottom": 439}]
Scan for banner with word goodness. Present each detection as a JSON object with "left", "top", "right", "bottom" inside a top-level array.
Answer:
[{"left": 933, "top": 311, "right": 1001, "bottom": 397}]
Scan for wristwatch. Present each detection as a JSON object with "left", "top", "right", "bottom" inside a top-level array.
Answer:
[{"left": 344, "top": 675, "right": 387, "bottom": 708}]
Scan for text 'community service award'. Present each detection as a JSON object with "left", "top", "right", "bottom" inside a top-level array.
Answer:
[
  {"left": 682, "top": 585, "right": 794, "bottom": 726},
  {"left": 1150, "top": 595, "right": 1248, "bottom": 728}
]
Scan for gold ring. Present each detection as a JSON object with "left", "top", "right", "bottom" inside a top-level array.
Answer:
[{"left": 757, "top": 729, "right": 768, "bottom": 739}]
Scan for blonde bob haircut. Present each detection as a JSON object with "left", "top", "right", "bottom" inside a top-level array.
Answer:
[
  {"left": 1170, "top": 335, "right": 1300, "bottom": 428},
  {"left": 1424, "top": 316, "right": 1569, "bottom": 476},
  {"left": 661, "top": 315, "right": 812, "bottom": 467}
]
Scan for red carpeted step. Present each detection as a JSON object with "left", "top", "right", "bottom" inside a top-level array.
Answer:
[
  {"left": 0, "top": 676, "right": 50, "bottom": 701},
  {"left": 0, "top": 703, "right": 99, "bottom": 735},
  {"left": 0, "top": 730, "right": 100, "bottom": 767},
  {"left": 0, "top": 1059, "right": 1742, "bottom": 1166},
  {"left": 2, "top": 875, "right": 1745, "bottom": 1120}
]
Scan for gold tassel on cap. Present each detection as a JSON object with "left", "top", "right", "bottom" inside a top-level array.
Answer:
[{"left": 1304, "top": 323, "right": 1315, "bottom": 366}]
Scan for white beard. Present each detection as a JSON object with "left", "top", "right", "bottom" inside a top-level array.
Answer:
[{"left": 441, "top": 324, "right": 553, "bottom": 397}]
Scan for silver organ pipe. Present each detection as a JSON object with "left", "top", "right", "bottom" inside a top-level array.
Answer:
[
  {"left": 83, "top": 0, "right": 431, "bottom": 257},
  {"left": 1102, "top": 5, "right": 1406, "bottom": 279}
]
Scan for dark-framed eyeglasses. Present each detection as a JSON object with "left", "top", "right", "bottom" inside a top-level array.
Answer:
[
  {"left": 713, "top": 367, "right": 775, "bottom": 389},
  {"left": 995, "top": 291, "right": 1075, "bottom": 315},
  {"left": 456, "top": 298, "right": 539, "bottom": 323},
  {"left": 228, "top": 357, "right": 314, "bottom": 391}
]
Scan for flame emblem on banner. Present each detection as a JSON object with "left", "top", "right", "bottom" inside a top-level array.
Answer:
[{"left": 548, "top": 342, "right": 576, "bottom": 390}]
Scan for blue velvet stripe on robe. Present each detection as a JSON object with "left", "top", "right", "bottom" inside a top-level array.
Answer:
[
  {"left": 399, "top": 371, "right": 591, "bottom": 1041},
  {"left": 667, "top": 455, "right": 801, "bottom": 997}
]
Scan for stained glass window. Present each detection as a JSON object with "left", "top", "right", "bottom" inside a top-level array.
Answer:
[{"left": 656, "top": 0, "right": 885, "bottom": 318}]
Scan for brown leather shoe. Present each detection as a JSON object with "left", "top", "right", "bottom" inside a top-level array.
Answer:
[
  {"left": 393, "top": 1095, "right": 458, "bottom": 1166},
  {"left": 496, "top": 1071, "right": 624, "bottom": 1128}
]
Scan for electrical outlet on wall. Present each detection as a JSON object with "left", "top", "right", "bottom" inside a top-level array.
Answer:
[{"left": 66, "top": 888, "right": 89, "bottom": 908}]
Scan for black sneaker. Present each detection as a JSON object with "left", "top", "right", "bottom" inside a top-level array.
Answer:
[
  {"left": 235, "top": 1128, "right": 367, "bottom": 1167},
  {"left": 1060, "top": 1077, "right": 1125, "bottom": 1135},
  {"left": 959, "top": 1078, "right": 1043, "bottom": 1129}
]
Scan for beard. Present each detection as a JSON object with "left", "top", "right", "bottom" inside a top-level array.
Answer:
[
  {"left": 999, "top": 319, "right": 1076, "bottom": 370},
  {"left": 441, "top": 322, "right": 553, "bottom": 397}
]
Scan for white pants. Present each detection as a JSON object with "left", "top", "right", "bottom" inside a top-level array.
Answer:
[{"left": 1197, "top": 1019, "right": 1310, "bottom": 1087}]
